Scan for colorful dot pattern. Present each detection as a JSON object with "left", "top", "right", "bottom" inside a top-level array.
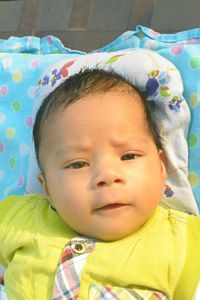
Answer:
[
  {"left": 0, "top": 36, "right": 84, "bottom": 200},
  {"left": 0, "top": 31, "right": 200, "bottom": 211},
  {"left": 99, "top": 26, "right": 200, "bottom": 211},
  {"left": 27, "top": 50, "right": 197, "bottom": 215}
]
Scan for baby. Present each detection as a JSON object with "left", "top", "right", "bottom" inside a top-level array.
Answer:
[{"left": 0, "top": 69, "right": 200, "bottom": 300}]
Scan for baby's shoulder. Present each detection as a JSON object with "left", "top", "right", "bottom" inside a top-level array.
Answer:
[
  {"left": 187, "top": 213, "right": 200, "bottom": 238},
  {"left": 0, "top": 193, "right": 48, "bottom": 213},
  {"left": 169, "top": 208, "right": 200, "bottom": 228},
  {"left": 159, "top": 206, "right": 189, "bottom": 226},
  {"left": 174, "top": 212, "right": 200, "bottom": 297},
  {"left": 0, "top": 194, "right": 49, "bottom": 230},
  {"left": 165, "top": 207, "right": 200, "bottom": 249}
]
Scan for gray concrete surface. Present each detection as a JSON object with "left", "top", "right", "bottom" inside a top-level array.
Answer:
[
  {"left": 36, "top": 0, "right": 74, "bottom": 31},
  {"left": 0, "top": 1, "right": 24, "bottom": 31},
  {"left": 0, "top": 0, "right": 200, "bottom": 51},
  {"left": 151, "top": 0, "right": 200, "bottom": 32}
]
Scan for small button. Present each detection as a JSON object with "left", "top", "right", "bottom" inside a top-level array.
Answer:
[{"left": 71, "top": 242, "right": 86, "bottom": 254}]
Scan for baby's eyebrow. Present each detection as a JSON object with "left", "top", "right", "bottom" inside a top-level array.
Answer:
[
  {"left": 56, "top": 143, "right": 92, "bottom": 155},
  {"left": 110, "top": 136, "right": 149, "bottom": 147},
  {"left": 55, "top": 136, "right": 150, "bottom": 156}
]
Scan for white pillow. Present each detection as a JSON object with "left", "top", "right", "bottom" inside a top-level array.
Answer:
[{"left": 26, "top": 49, "right": 199, "bottom": 215}]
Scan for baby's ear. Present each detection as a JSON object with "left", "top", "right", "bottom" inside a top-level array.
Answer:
[
  {"left": 37, "top": 174, "right": 55, "bottom": 207},
  {"left": 158, "top": 150, "right": 168, "bottom": 181},
  {"left": 37, "top": 173, "right": 49, "bottom": 195}
]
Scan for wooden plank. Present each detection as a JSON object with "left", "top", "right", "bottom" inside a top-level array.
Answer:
[{"left": 17, "top": 0, "right": 40, "bottom": 36}]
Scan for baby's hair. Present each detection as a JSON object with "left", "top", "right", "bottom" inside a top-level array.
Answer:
[{"left": 33, "top": 68, "right": 162, "bottom": 167}]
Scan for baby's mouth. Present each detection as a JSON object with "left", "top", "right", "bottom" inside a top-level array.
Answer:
[{"left": 95, "top": 203, "right": 129, "bottom": 211}]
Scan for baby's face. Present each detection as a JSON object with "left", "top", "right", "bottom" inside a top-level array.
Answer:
[{"left": 39, "top": 90, "right": 167, "bottom": 241}]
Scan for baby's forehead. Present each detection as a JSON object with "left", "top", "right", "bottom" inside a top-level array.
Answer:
[
  {"left": 38, "top": 88, "right": 152, "bottom": 166},
  {"left": 51, "top": 92, "right": 142, "bottom": 128},
  {"left": 42, "top": 86, "right": 145, "bottom": 131}
]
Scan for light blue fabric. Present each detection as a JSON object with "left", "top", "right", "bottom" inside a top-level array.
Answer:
[
  {"left": 0, "top": 36, "right": 85, "bottom": 200},
  {"left": 25, "top": 49, "right": 199, "bottom": 215},
  {"left": 98, "top": 25, "right": 200, "bottom": 209},
  {"left": 0, "top": 28, "right": 199, "bottom": 209}
]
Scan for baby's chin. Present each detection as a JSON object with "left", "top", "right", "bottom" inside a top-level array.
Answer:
[
  {"left": 90, "top": 231, "right": 136, "bottom": 242},
  {"left": 77, "top": 225, "right": 141, "bottom": 242},
  {"left": 71, "top": 209, "right": 151, "bottom": 242}
]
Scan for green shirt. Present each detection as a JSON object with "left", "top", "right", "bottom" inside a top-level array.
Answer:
[{"left": 0, "top": 194, "right": 200, "bottom": 299}]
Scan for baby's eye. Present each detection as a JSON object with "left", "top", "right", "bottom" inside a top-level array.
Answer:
[
  {"left": 121, "top": 153, "right": 138, "bottom": 161},
  {"left": 66, "top": 161, "right": 89, "bottom": 169}
]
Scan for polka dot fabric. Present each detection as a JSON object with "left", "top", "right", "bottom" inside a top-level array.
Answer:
[
  {"left": 98, "top": 26, "right": 200, "bottom": 210},
  {"left": 0, "top": 36, "right": 84, "bottom": 200},
  {"left": 1, "top": 29, "right": 200, "bottom": 211},
  {"left": 27, "top": 49, "right": 198, "bottom": 215}
]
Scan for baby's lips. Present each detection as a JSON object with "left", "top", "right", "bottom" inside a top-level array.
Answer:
[{"left": 94, "top": 202, "right": 130, "bottom": 211}]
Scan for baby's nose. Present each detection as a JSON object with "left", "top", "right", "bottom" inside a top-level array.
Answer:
[
  {"left": 97, "top": 173, "right": 123, "bottom": 187},
  {"left": 91, "top": 165, "right": 126, "bottom": 189}
]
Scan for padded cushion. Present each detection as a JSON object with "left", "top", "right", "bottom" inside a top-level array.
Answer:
[
  {"left": 98, "top": 25, "right": 200, "bottom": 209},
  {"left": 26, "top": 49, "right": 198, "bottom": 215},
  {"left": 0, "top": 36, "right": 83, "bottom": 200}
]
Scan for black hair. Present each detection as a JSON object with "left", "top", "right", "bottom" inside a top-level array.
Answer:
[{"left": 33, "top": 68, "right": 162, "bottom": 168}]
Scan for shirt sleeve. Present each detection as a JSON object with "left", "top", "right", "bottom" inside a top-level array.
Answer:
[
  {"left": 174, "top": 214, "right": 200, "bottom": 299},
  {"left": 0, "top": 195, "right": 35, "bottom": 267},
  {"left": 0, "top": 196, "right": 19, "bottom": 266},
  {"left": 0, "top": 196, "right": 18, "bottom": 221}
]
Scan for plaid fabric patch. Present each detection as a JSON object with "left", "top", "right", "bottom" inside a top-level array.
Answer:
[
  {"left": 0, "top": 280, "right": 8, "bottom": 300},
  {"left": 52, "top": 237, "right": 96, "bottom": 300},
  {"left": 89, "top": 285, "right": 167, "bottom": 300},
  {"left": 0, "top": 275, "right": 4, "bottom": 285}
]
